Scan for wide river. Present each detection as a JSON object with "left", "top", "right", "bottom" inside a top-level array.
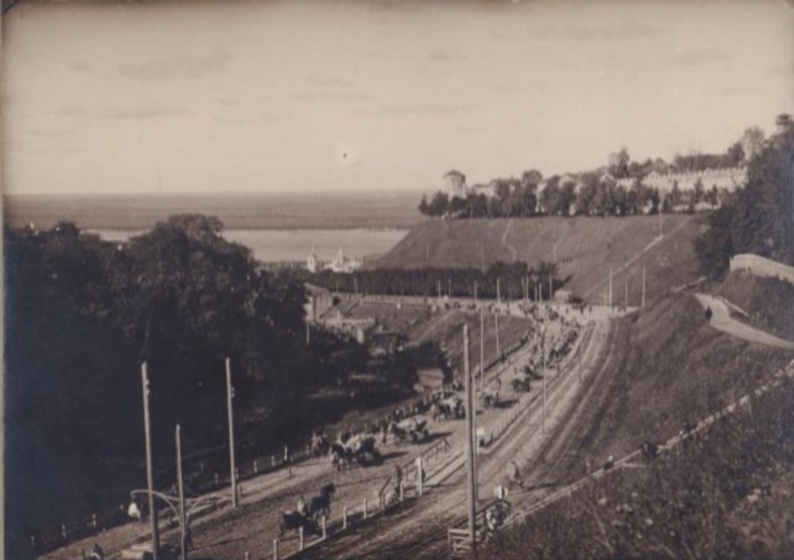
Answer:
[{"left": 92, "top": 228, "right": 409, "bottom": 263}]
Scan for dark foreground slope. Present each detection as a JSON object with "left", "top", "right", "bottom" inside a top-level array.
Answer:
[
  {"left": 368, "top": 214, "right": 706, "bottom": 304},
  {"left": 480, "top": 292, "right": 794, "bottom": 559}
]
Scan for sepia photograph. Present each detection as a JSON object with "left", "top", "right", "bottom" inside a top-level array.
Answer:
[{"left": 2, "top": 0, "right": 793, "bottom": 559}]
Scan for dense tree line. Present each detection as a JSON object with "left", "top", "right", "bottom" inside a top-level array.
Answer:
[
  {"left": 695, "top": 127, "right": 794, "bottom": 278},
  {"left": 4, "top": 215, "right": 368, "bottom": 556},
  {"left": 310, "top": 260, "right": 563, "bottom": 301},
  {"left": 420, "top": 128, "right": 763, "bottom": 220}
]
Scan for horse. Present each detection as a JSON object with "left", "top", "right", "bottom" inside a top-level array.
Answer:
[
  {"left": 309, "top": 483, "right": 336, "bottom": 520},
  {"left": 280, "top": 511, "right": 314, "bottom": 536},
  {"left": 330, "top": 443, "right": 351, "bottom": 471}
]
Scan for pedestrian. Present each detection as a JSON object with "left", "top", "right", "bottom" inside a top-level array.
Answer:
[
  {"left": 509, "top": 460, "right": 524, "bottom": 489},
  {"left": 89, "top": 543, "right": 104, "bottom": 560}
]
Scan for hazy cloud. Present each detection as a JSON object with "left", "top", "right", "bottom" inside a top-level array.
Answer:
[
  {"left": 427, "top": 50, "right": 468, "bottom": 63},
  {"left": 119, "top": 49, "right": 231, "bottom": 82},
  {"left": 670, "top": 47, "right": 732, "bottom": 67},
  {"left": 494, "top": 20, "right": 667, "bottom": 44},
  {"left": 54, "top": 103, "right": 189, "bottom": 120},
  {"left": 303, "top": 73, "right": 354, "bottom": 88},
  {"left": 767, "top": 61, "right": 794, "bottom": 76},
  {"left": 292, "top": 91, "right": 371, "bottom": 101},
  {"left": 358, "top": 101, "right": 475, "bottom": 116}
]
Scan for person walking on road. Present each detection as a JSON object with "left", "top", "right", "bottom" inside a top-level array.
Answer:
[{"left": 509, "top": 460, "right": 524, "bottom": 489}]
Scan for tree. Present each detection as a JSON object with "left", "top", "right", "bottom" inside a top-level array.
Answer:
[
  {"left": 418, "top": 195, "right": 430, "bottom": 216},
  {"left": 427, "top": 191, "right": 450, "bottom": 217},
  {"left": 669, "top": 181, "right": 682, "bottom": 207},
  {"left": 693, "top": 179, "right": 705, "bottom": 205},
  {"left": 608, "top": 148, "right": 631, "bottom": 179},
  {"left": 540, "top": 177, "right": 561, "bottom": 215},
  {"left": 448, "top": 195, "right": 467, "bottom": 217}
]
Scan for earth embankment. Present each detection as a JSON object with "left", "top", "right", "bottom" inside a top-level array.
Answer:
[{"left": 367, "top": 214, "right": 706, "bottom": 304}]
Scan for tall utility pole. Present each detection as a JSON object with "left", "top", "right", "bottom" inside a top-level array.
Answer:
[
  {"left": 496, "top": 278, "right": 501, "bottom": 304},
  {"left": 176, "top": 425, "right": 187, "bottom": 560},
  {"left": 642, "top": 267, "right": 647, "bottom": 308},
  {"left": 624, "top": 275, "right": 628, "bottom": 310},
  {"left": 494, "top": 313, "right": 501, "bottom": 357},
  {"left": 463, "top": 325, "right": 477, "bottom": 549},
  {"left": 479, "top": 306, "right": 485, "bottom": 387},
  {"left": 548, "top": 275, "right": 553, "bottom": 303},
  {"left": 657, "top": 199, "right": 663, "bottom": 238},
  {"left": 437, "top": 280, "right": 442, "bottom": 299},
  {"left": 608, "top": 266, "right": 613, "bottom": 308},
  {"left": 141, "top": 364, "right": 160, "bottom": 560},
  {"left": 542, "top": 330, "right": 547, "bottom": 434},
  {"left": 226, "top": 358, "right": 238, "bottom": 508}
]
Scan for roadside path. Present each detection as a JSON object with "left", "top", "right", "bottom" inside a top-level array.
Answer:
[
  {"left": 501, "top": 219, "right": 518, "bottom": 262},
  {"left": 694, "top": 293, "right": 794, "bottom": 350}
]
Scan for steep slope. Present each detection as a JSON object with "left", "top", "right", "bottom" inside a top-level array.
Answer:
[
  {"left": 717, "top": 271, "right": 794, "bottom": 341},
  {"left": 367, "top": 214, "right": 706, "bottom": 305}
]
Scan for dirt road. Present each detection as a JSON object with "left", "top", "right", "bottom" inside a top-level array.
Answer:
[
  {"left": 694, "top": 293, "right": 794, "bottom": 350},
  {"left": 299, "top": 316, "right": 615, "bottom": 560}
]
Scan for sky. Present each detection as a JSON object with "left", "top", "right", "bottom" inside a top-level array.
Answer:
[{"left": 2, "top": 0, "right": 793, "bottom": 195}]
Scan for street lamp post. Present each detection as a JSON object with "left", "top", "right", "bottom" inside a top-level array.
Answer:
[{"left": 131, "top": 427, "right": 231, "bottom": 560}]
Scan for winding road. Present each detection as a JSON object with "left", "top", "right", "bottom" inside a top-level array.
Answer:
[{"left": 694, "top": 293, "right": 794, "bottom": 350}]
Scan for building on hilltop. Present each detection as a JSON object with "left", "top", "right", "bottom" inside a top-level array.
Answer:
[
  {"left": 640, "top": 166, "right": 747, "bottom": 195},
  {"left": 443, "top": 169, "right": 468, "bottom": 197}
]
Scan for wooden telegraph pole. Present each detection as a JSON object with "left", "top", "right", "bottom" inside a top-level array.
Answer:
[
  {"left": 479, "top": 305, "right": 485, "bottom": 387},
  {"left": 642, "top": 267, "right": 647, "bottom": 308},
  {"left": 226, "top": 358, "right": 238, "bottom": 508},
  {"left": 494, "top": 313, "right": 501, "bottom": 357},
  {"left": 463, "top": 325, "right": 477, "bottom": 549},
  {"left": 176, "top": 425, "right": 187, "bottom": 560},
  {"left": 549, "top": 275, "right": 553, "bottom": 303},
  {"left": 609, "top": 266, "right": 613, "bottom": 308},
  {"left": 624, "top": 274, "right": 628, "bottom": 310},
  {"left": 496, "top": 277, "right": 501, "bottom": 304},
  {"left": 141, "top": 364, "right": 160, "bottom": 560},
  {"left": 542, "top": 329, "right": 547, "bottom": 434}
]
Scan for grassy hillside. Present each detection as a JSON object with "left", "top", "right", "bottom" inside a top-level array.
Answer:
[
  {"left": 561, "top": 293, "right": 791, "bottom": 472},
  {"left": 479, "top": 290, "right": 794, "bottom": 558},
  {"left": 717, "top": 271, "right": 794, "bottom": 341},
  {"left": 484, "top": 376, "right": 794, "bottom": 560},
  {"left": 367, "top": 214, "right": 707, "bottom": 305}
]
